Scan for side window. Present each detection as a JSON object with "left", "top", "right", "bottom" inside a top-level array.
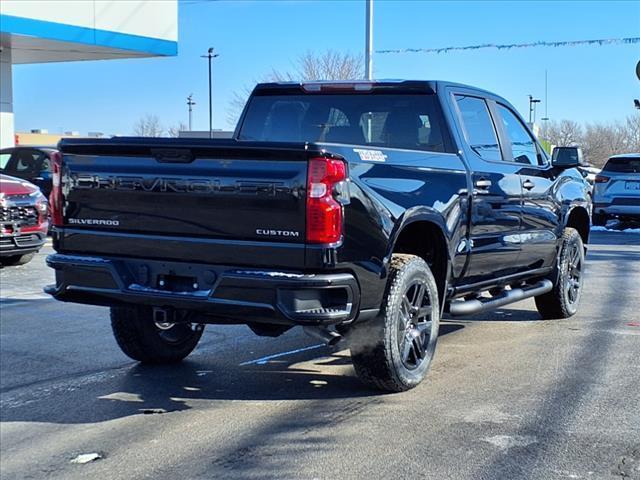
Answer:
[
  {"left": 0, "top": 153, "right": 10, "bottom": 170},
  {"left": 497, "top": 105, "right": 540, "bottom": 165},
  {"left": 454, "top": 95, "right": 502, "bottom": 161},
  {"left": 7, "top": 150, "right": 40, "bottom": 174},
  {"left": 40, "top": 155, "right": 52, "bottom": 175}
]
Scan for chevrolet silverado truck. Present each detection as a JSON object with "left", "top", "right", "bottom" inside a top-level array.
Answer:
[{"left": 45, "top": 81, "right": 591, "bottom": 392}]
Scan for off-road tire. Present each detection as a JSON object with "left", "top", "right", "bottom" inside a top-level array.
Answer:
[
  {"left": 350, "top": 254, "right": 440, "bottom": 392},
  {"left": 535, "top": 227, "right": 585, "bottom": 319},
  {"left": 1, "top": 252, "right": 36, "bottom": 266},
  {"left": 110, "top": 306, "right": 203, "bottom": 364}
]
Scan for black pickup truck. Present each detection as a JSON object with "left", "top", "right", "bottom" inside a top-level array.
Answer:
[{"left": 45, "top": 80, "right": 591, "bottom": 392}]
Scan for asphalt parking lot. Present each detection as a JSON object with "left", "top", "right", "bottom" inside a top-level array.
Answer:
[{"left": 1, "top": 229, "right": 639, "bottom": 480}]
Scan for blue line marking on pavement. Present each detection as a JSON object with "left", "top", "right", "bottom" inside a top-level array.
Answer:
[{"left": 239, "top": 344, "right": 325, "bottom": 366}]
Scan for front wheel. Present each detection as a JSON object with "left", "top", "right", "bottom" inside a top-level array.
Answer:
[
  {"left": 110, "top": 307, "right": 204, "bottom": 364},
  {"left": 350, "top": 254, "right": 440, "bottom": 392},
  {"left": 535, "top": 227, "right": 585, "bottom": 319}
]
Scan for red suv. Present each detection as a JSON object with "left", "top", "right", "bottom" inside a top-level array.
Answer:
[{"left": 0, "top": 174, "right": 48, "bottom": 266}]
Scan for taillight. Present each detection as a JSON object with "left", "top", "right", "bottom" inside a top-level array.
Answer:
[
  {"left": 595, "top": 175, "right": 610, "bottom": 183},
  {"left": 49, "top": 151, "right": 64, "bottom": 226},
  {"left": 306, "top": 157, "right": 347, "bottom": 244}
]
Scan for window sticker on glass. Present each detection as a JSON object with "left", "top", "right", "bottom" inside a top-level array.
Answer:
[{"left": 353, "top": 148, "right": 388, "bottom": 162}]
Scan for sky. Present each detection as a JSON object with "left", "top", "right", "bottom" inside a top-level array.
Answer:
[{"left": 12, "top": 0, "right": 640, "bottom": 135}]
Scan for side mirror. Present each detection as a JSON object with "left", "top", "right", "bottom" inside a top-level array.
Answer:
[{"left": 552, "top": 146, "right": 583, "bottom": 168}]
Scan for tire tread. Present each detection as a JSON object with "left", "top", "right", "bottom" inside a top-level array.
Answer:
[
  {"left": 110, "top": 307, "right": 202, "bottom": 364},
  {"left": 351, "top": 254, "right": 438, "bottom": 392},
  {"left": 535, "top": 227, "right": 584, "bottom": 319}
]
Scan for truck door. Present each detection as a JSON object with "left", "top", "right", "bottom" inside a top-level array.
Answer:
[
  {"left": 452, "top": 94, "right": 522, "bottom": 284},
  {"left": 493, "top": 103, "right": 559, "bottom": 270}
]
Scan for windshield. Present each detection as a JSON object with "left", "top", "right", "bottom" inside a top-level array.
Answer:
[{"left": 238, "top": 93, "right": 450, "bottom": 152}]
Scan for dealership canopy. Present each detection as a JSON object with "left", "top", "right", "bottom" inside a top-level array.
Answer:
[{"left": 0, "top": 0, "right": 178, "bottom": 148}]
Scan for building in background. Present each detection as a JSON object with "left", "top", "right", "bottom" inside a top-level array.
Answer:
[
  {"left": 0, "top": 0, "right": 178, "bottom": 148},
  {"left": 14, "top": 129, "right": 108, "bottom": 147}
]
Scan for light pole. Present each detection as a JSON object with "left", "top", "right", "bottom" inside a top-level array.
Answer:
[
  {"left": 187, "top": 94, "right": 195, "bottom": 131},
  {"left": 365, "top": 0, "right": 373, "bottom": 80},
  {"left": 528, "top": 95, "right": 541, "bottom": 124},
  {"left": 201, "top": 48, "right": 219, "bottom": 139},
  {"left": 543, "top": 69, "right": 549, "bottom": 121}
]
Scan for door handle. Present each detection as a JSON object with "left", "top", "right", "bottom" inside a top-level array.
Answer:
[
  {"left": 475, "top": 179, "right": 492, "bottom": 190},
  {"left": 522, "top": 179, "right": 535, "bottom": 190}
]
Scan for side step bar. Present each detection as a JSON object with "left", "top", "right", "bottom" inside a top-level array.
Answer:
[{"left": 448, "top": 279, "right": 553, "bottom": 317}]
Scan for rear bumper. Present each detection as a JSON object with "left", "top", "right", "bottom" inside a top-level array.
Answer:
[
  {"left": 0, "top": 232, "right": 46, "bottom": 257},
  {"left": 593, "top": 202, "right": 640, "bottom": 218},
  {"left": 45, "top": 253, "right": 360, "bottom": 326}
]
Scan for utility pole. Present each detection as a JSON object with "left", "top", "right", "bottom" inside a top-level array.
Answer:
[
  {"left": 187, "top": 94, "right": 195, "bottom": 131},
  {"left": 528, "top": 95, "right": 541, "bottom": 124},
  {"left": 201, "top": 48, "right": 219, "bottom": 139},
  {"left": 365, "top": 0, "right": 373, "bottom": 80}
]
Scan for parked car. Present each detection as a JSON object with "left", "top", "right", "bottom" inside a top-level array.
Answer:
[
  {"left": 0, "top": 146, "right": 58, "bottom": 198},
  {"left": 44, "top": 80, "right": 591, "bottom": 392},
  {"left": 592, "top": 153, "right": 640, "bottom": 225},
  {"left": 0, "top": 174, "right": 48, "bottom": 266}
]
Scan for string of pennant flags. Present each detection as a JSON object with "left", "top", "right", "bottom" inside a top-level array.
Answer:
[{"left": 377, "top": 37, "right": 640, "bottom": 55}]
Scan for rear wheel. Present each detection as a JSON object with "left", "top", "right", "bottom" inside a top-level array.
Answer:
[
  {"left": 535, "top": 227, "right": 585, "bottom": 319},
  {"left": 350, "top": 254, "right": 440, "bottom": 392},
  {"left": 110, "top": 306, "right": 204, "bottom": 364},
  {"left": 0, "top": 252, "right": 36, "bottom": 266}
]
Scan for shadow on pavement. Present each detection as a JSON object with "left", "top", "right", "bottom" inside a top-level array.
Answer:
[
  {"left": 0, "top": 323, "right": 466, "bottom": 426},
  {"left": 471, "top": 235, "right": 635, "bottom": 479},
  {"left": 449, "top": 308, "right": 542, "bottom": 322}
]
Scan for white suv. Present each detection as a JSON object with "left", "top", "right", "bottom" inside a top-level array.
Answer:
[{"left": 592, "top": 153, "right": 640, "bottom": 225}]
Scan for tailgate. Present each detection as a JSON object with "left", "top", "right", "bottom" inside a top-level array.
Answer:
[{"left": 57, "top": 140, "right": 310, "bottom": 267}]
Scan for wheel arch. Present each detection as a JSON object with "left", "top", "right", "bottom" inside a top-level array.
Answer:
[
  {"left": 387, "top": 210, "right": 451, "bottom": 306},
  {"left": 565, "top": 206, "right": 590, "bottom": 245}
]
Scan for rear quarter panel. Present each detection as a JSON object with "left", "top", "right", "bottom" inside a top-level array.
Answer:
[{"left": 315, "top": 144, "right": 470, "bottom": 311}]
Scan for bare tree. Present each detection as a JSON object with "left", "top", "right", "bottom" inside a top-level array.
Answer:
[
  {"left": 167, "top": 122, "right": 188, "bottom": 138},
  {"left": 539, "top": 115, "right": 639, "bottom": 167},
  {"left": 133, "top": 114, "right": 164, "bottom": 137},
  {"left": 269, "top": 50, "right": 364, "bottom": 82},
  {"left": 227, "top": 50, "right": 364, "bottom": 127},
  {"left": 540, "top": 119, "right": 582, "bottom": 147},
  {"left": 625, "top": 114, "right": 640, "bottom": 152},
  {"left": 227, "top": 87, "right": 255, "bottom": 129},
  {"left": 581, "top": 121, "right": 628, "bottom": 167}
]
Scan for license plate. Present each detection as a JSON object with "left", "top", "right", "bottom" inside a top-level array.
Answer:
[{"left": 625, "top": 181, "right": 640, "bottom": 190}]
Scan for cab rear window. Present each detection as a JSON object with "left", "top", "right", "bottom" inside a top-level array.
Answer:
[
  {"left": 603, "top": 156, "right": 640, "bottom": 173},
  {"left": 238, "top": 94, "right": 452, "bottom": 153}
]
